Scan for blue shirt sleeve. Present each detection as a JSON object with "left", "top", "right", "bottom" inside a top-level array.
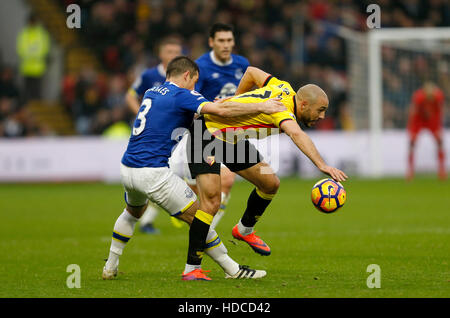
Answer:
[
  {"left": 131, "top": 71, "right": 148, "bottom": 96},
  {"left": 177, "top": 90, "right": 210, "bottom": 114}
]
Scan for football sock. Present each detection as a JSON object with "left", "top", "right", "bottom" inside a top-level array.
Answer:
[
  {"left": 106, "top": 209, "right": 139, "bottom": 270},
  {"left": 139, "top": 203, "right": 158, "bottom": 226},
  {"left": 186, "top": 209, "right": 213, "bottom": 267},
  {"left": 240, "top": 188, "right": 274, "bottom": 229},
  {"left": 210, "top": 192, "right": 230, "bottom": 230},
  {"left": 237, "top": 219, "right": 254, "bottom": 236},
  {"left": 183, "top": 264, "right": 201, "bottom": 274},
  {"left": 205, "top": 229, "right": 239, "bottom": 276}
]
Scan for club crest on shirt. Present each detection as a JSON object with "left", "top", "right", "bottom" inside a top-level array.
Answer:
[
  {"left": 185, "top": 187, "right": 194, "bottom": 198},
  {"left": 206, "top": 156, "right": 215, "bottom": 166},
  {"left": 216, "top": 83, "right": 237, "bottom": 99}
]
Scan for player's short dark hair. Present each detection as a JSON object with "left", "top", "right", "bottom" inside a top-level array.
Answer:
[
  {"left": 209, "top": 23, "right": 234, "bottom": 39},
  {"left": 166, "top": 56, "right": 199, "bottom": 79},
  {"left": 158, "top": 36, "right": 182, "bottom": 50}
]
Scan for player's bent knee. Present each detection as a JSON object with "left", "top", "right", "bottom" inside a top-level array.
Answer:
[
  {"left": 260, "top": 176, "right": 280, "bottom": 195},
  {"left": 126, "top": 203, "right": 148, "bottom": 218}
]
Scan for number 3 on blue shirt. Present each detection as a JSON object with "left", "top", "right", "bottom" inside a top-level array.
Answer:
[{"left": 133, "top": 98, "right": 152, "bottom": 136}]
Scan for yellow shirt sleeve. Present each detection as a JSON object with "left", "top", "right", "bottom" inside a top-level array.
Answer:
[
  {"left": 263, "top": 76, "right": 286, "bottom": 87},
  {"left": 263, "top": 76, "right": 297, "bottom": 127},
  {"left": 271, "top": 110, "right": 296, "bottom": 127}
]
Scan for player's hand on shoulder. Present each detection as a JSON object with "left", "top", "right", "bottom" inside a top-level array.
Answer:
[
  {"left": 259, "top": 98, "right": 286, "bottom": 114},
  {"left": 214, "top": 96, "right": 233, "bottom": 103},
  {"left": 320, "top": 165, "right": 348, "bottom": 183}
]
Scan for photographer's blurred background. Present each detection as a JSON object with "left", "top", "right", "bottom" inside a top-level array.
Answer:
[{"left": 0, "top": 0, "right": 449, "bottom": 180}]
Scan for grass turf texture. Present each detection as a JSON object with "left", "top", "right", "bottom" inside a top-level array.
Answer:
[{"left": 1, "top": 177, "right": 449, "bottom": 298}]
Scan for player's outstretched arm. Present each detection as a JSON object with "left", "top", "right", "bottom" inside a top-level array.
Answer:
[
  {"left": 280, "top": 120, "right": 348, "bottom": 182},
  {"left": 200, "top": 98, "right": 285, "bottom": 118},
  {"left": 235, "top": 66, "right": 272, "bottom": 96},
  {"left": 125, "top": 89, "right": 141, "bottom": 115}
]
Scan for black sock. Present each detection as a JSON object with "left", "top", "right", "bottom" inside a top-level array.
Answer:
[
  {"left": 187, "top": 210, "right": 212, "bottom": 266},
  {"left": 240, "top": 188, "right": 273, "bottom": 227}
]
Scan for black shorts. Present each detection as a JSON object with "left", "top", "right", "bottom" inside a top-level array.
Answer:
[{"left": 187, "top": 117, "right": 263, "bottom": 179}]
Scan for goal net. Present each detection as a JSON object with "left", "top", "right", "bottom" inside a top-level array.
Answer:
[{"left": 337, "top": 26, "right": 450, "bottom": 176}]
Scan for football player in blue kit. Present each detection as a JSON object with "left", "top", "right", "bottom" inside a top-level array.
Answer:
[
  {"left": 102, "top": 56, "right": 286, "bottom": 281},
  {"left": 195, "top": 23, "right": 249, "bottom": 101},
  {"left": 174, "top": 23, "right": 249, "bottom": 230},
  {"left": 125, "top": 37, "right": 183, "bottom": 234},
  {"left": 126, "top": 37, "right": 182, "bottom": 113}
]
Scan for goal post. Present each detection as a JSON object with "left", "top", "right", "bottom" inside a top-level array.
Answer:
[
  {"left": 367, "top": 27, "right": 450, "bottom": 177},
  {"left": 331, "top": 25, "right": 450, "bottom": 177}
]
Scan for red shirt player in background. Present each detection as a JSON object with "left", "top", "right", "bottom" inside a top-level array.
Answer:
[{"left": 407, "top": 82, "right": 446, "bottom": 180}]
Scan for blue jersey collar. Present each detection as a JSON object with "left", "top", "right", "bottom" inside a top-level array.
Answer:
[
  {"left": 167, "top": 81, "right": 179, "bottom": 87},
  {"left": 210, "top": 51, "right": 233, "bottom": 66}
]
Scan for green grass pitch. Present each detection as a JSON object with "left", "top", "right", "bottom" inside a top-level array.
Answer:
[{"left": 1, "top": 177, "right": 449, "bottom": 298}]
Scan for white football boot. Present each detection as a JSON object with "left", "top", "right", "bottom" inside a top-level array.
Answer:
[
  {"left": 102, "top": 259, "right": 119, "bottom": 280},
  {"left": 225, "top": 265, "right": 266, "bottom": 279}
]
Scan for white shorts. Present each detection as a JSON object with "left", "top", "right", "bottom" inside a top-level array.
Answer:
[
  {"left": 120, "top": 163, "right": 197, "bottom": 216},
  {"left": 169, "top": 133, "right": 196, "bottom": 185}
]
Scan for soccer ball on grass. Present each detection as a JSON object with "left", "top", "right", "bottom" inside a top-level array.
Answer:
[{"left": 311, "top": 178, "right": 346, "bottom": 213}]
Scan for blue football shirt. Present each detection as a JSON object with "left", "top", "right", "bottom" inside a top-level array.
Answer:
[
  {"left": 121, "top": 82, "right": 209, "bottom": 168},
  {"left": 195, "top": 51, "right": 249, "bottom": 101},
  {"left": 129, "top": 64, "right": 166, "bottom": 97}
]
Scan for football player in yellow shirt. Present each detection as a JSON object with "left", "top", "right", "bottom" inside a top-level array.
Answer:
[{"left": 187, "top": 66, "right": 348, "bottom": 256}]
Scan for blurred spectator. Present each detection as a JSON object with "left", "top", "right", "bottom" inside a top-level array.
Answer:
[
  {"left": 0, "top": 66, "right": 20, "bottom": 111},
  {"left": 0, "top": 66, "right": 20, "bottom": 136},
  {"left": 71, "top": 66, "right": 106, "bottom": 134},
  {"left": 16, "top": 12, "right": 50, "bottom": 102},
  {"left": 6, "top": 0, "right": 447, "bottom": 138},
  {"left": 0, "top": 66, "right": 49, "bottom": 137}
]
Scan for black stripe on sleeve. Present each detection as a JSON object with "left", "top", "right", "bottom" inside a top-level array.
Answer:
[
  {"left": 278, "top": 118, "right": 294, "bottom": 128},
  {"left": 262, "top": 75, "right": 273, "bottom": 87}
]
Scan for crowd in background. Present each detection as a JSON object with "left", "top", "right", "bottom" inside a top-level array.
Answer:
[
  {"left": 382, "top": 45, "right": 450, "bottom": 128},
  {"left": 1, "top": 0, "right": 449, "bottom": 137}
]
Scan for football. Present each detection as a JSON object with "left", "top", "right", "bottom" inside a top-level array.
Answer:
[{"left": 311, "top": 178, "right": 346, "bottom": 213}]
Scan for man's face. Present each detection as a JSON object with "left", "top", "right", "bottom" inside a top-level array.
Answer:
[
  {"left": 423, "top": 83, "right": 435, "bottom": 100},
  {"left": 159, "top": 43, "right": 182, "bottom": 67},
  {"left": 298, "top": 96, "right": 329, "bottom": 127},
  {"left": 209, "top": 31, "right": 235, "bottom": 62}
]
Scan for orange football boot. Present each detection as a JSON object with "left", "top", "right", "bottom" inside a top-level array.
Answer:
[
  {"left": 181, "top": 268, "right": 212, "bottom": 281},
  {"left": 232, "top": 225, "right": 271, "bottom": 256}
]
